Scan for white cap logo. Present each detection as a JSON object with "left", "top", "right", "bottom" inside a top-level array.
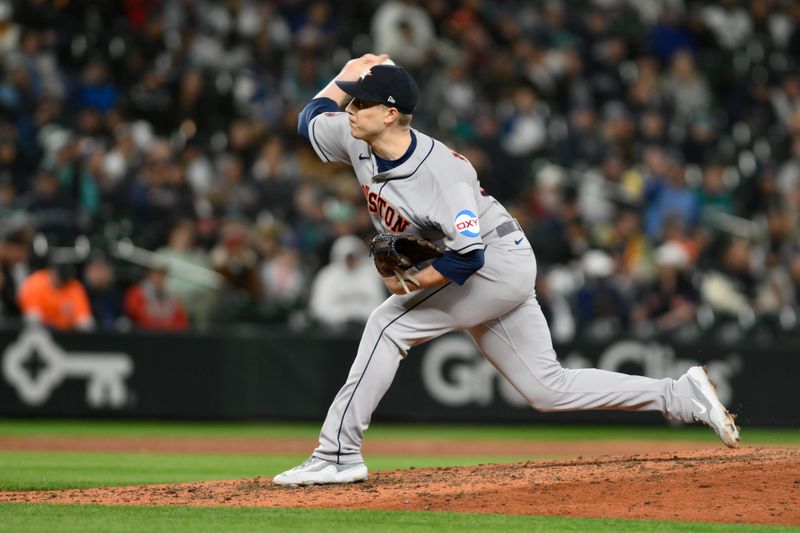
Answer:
[{"left": 387, "top": 96, "right": 395, "bottom": 103}]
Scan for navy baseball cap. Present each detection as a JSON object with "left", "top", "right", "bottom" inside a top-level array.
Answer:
[{"left": 336, "top": 64, "right": 418, "bottom": 114}]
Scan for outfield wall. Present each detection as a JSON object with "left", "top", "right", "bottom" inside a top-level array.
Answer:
[{"left": 0, "top": 324, "right": 795, "bottom": 426}]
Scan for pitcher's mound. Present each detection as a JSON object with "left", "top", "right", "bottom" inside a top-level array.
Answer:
[{"left": 3, "top": 447, "right": 798, "bottom": 525}]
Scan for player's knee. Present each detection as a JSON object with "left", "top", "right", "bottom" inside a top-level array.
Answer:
[
  {"left": 523, "top": 366, "right": 569, "bottom": 412},
  {"left": 525, "top": 393, "right": 560, "bottom": 413},
  {"left": 382, "top": 321, "right": 419, "bottom": 356}
]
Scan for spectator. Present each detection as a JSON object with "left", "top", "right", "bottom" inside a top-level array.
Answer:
[
  {"left": 701, "top": 0, "right": 753, "bottom": 51},
  {"left": 661, "top": 213, "right": 703, "bottom": 265},
  {"left": 638, "top": 109, "right": 669, "bottom": 150},
  {"left": 627, "top": 56, "right": 667, "bottom": 117},
  {"left": 15, "top": 168, "right": 80, "bottom": 244},
  {"left": 309, "top": 235, "right": 385, "bottom": 327},
  {"left": 0, "top": 1, "right": 19, "bottom": 61},
  {"left": 680, "top": 113, "right": 718, "bottom": 165},
  {"left": 170, "top": 69, "right": 217, "bottom": 137},
  {"left": 754, "top": 251, "right": 796, "bottom": 319},
  {"left": 574, "top": 249, "right": 630, "bottom": 331},
  {"left": 632, "top": 240, "right": 700, "bottom": 331},
  {"left": 499, "top": 85, "right": 547, "bottom": 158},
  {"left": 644, "top": 151, "right": 699, "bottom": 240},
  {"left": 577, "top": 151, "right": 628, "bottom": 227},
  {"left": 155, "top": 219, "right": 219, "bottom": 328},
  {"left": 605, "top": 207, "right": 654, "bottom": 291},
  {"left": 694, "top": 162, "right": 734, "bottom": 226},
  {"left": 259, "top": 246, "right": 307, "bottom": 322},
  {"left": 700, "top": 238, "right": 757, "bottom": 318},
  {"left": 600, "top": 101, "right": 637, "bottom": 161},
  {"left": 83, "top": 253, "right": 123, "bottom": 330},
  {"left": 737, "top": 164, "right": 782, "bottom": 219},
  {"left": 523, "top": 166, "right": 583, "bottom": 268},
  {"left": 662, "top": 49, "right": 711, "bottom": 121},
  {"left": 371, "top": 0, "right": 437, "bottom": 69},
  {"left": 17, "top": 259, "right": 94, "bottom": 330},
  {"left": 770, "top": 74, "right": 800, "bottom": 130},
  {"left": 75, "top": 60, "right": 117, "bottom": 114},
  {"left": 126, "top": 68, "right": 173, "bottom": 134},
  {"left": 0, "top": 228, "right": 30, "bottom": 319},
  {"left": 555, "top": 104, "right": 608, "bottom": 167},
  {"left": 123, "top": 262, "right": 188, "bottom": 331},
  {"left": 211, "top": 221, "right": 262, "bottom": 302},
  {"left": 209, "top": 154, "right": 260, "bottom": 218},
  {"left": 749, "top": 0, "right": 793, "bottom": 51},
  {"left": 648, "top": 7, "right": 697, "bottom": 62},
  {"left": 293, "top": 1, "right": 337, "bottom": 53},
  {"left": 581, "top": 9, "right": 625, "bottom": 106},
  {"left": 126, "top": 140, "right": 195, "bottom": 246},
  {"left": 421, "top": 60, "right": 479, "bottom": 128},
  {"left": 251, "top": 135, "right": 301, "bottom": 185}
]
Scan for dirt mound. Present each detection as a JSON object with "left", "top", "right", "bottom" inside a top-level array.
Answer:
[{"left": 3, "top": 447, "right": 798, "bottom": 525}]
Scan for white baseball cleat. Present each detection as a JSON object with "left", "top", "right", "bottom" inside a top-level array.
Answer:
[
  {"left": 686, "top": 366, "right": 740, "bottom": 448},
  {"left": 272, "top": 456, "right": 368, "bottom": 486}
]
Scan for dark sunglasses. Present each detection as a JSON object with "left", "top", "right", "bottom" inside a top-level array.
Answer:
[{"left": 351, "top": 98, "right": 381, "bottom": 110}]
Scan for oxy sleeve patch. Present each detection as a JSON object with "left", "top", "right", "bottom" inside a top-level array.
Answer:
[{"left": 454, "top": 209, "right": 480, "bottom": 237}]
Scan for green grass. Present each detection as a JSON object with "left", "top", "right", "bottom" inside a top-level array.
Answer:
[
  {"left": 1, "top": 419, "right": 798, "bottom": 444},
  {"left": 0, "top": 451, "right": 530, "bottom": 491},
  {"left": 0, "top": 505, "right": 794, "bottom": 533}
]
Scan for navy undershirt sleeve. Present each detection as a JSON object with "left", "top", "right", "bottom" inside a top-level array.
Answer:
[
  {"left": 432, "top": 249, "right": 485, "bottom": 285},
  {"left": 298, "top": 97, "right": 340, "bottom": 140}
]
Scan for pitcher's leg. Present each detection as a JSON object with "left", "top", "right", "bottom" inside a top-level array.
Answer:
[
  {"left": 314, "top": 312, "right": 403, "bottom": 464},
  {"left": 314, "top": 284, "right": 459, "bottom": 464},
  {"left": 468, "top": 294, "right": 696, "bottom": 422}
]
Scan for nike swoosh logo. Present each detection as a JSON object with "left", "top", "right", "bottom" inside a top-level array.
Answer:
[
  {"left": 692, "top": 399, "right": 708, "bottom": 416},
  {"left": 358, "top": 154, "right": 370, "bottom": 160},
  {"left": 514, "top": 237, "right": 523, "bottom": 245}
]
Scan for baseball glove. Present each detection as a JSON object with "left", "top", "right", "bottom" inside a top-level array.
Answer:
[{"left": 370, "top": 233, "right": 443, "bottom": 293}]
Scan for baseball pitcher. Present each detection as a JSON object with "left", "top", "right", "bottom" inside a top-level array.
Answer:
[{"left": 273, "top": 54, "right": 739, "bottom": 486}]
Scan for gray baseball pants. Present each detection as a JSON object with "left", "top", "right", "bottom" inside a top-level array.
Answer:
[{"left": 314, "top": 231, "right": 696, "bottom": 464}]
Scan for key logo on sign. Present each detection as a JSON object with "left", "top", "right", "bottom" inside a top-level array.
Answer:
[
  {"left": 454, "top": 210, "right": 480, "bottom": 237},
  {"left": 2, "top": 327, "right": 133, "bottom": 408}
]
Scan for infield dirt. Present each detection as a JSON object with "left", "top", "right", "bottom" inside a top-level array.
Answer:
[{"left": 1, "top": 439, "right": 798, "bottom": 526}]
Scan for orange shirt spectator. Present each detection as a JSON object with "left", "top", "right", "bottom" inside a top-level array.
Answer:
[
  {"left": 17, "top": 267, "right": 94, "bottom": 330},
  {"left": 123, "top": 266, "right": 189, "bottom": 331}
]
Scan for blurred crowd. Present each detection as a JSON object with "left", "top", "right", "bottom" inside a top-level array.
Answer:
[{"left": 1, "top": 0, "right": 800, "bottom": 341}]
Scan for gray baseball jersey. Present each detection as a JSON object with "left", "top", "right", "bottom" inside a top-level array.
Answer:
[
  {"left": 309, "top": 112, "right": 510, "bottom": 253},
  {"left": 307, "top": 111, "right": 697, "bottom": 465}
]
